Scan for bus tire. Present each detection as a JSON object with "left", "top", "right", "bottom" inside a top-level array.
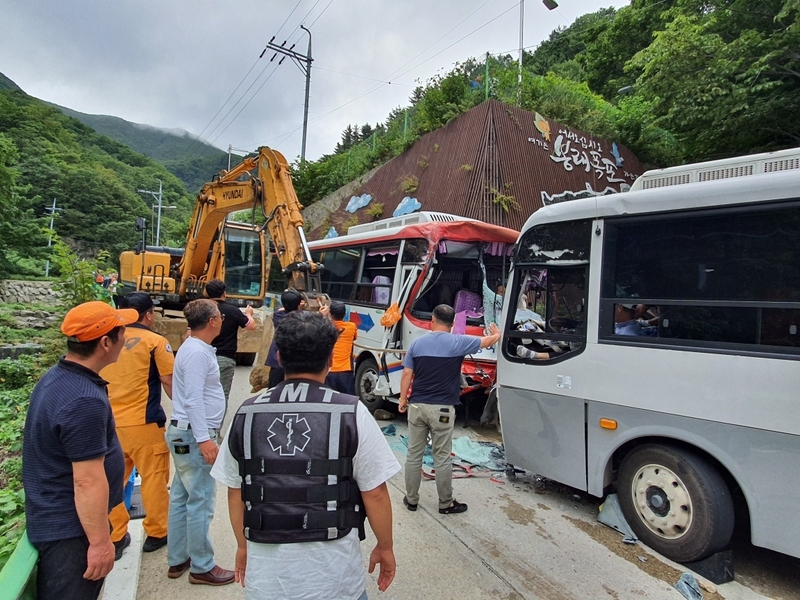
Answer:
[
  {"left": 355, "top": 358, "right": 384, "bottom": 413},
  {"left": 235, "top": 353, "right": 256, "bottom": 366},
  {"left": 618, "top": 444, "right": 734, "bottom": 563}
]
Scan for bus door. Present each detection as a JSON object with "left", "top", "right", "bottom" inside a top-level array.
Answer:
[
  {"left": 499, "top": 219, "right": 592, "bottom": 491},
  {"left": 376, "top": 262, "right": 423, "bottom": 395}
]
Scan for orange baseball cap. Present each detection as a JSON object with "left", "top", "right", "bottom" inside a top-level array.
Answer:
[{"left": 61, "top": 301, "right": 139, "bottom": 342}]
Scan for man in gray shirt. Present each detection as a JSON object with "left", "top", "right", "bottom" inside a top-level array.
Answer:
[
  {"left": 398, "top": 305, "right": 499, "bottom": 515},
  {"left": 166, "top": 299, "right": 234, "bottom": 586}
]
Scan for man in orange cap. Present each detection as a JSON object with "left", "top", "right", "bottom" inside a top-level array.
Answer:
[
  {"left": 103, "top": 292, "right": 174, "bottom": 558},
  {"left": 23, "top": 301, "right": 138, "bottom": 600}
]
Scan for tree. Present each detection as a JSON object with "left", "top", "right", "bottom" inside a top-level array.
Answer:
[
  {"left": 630, "top": 3, "right": 800, "bottom": 160},
  {"left": 0, "top": 132, "right": 45, "bottom": 277}
]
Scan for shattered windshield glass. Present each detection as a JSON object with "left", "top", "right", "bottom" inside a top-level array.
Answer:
[{"left": 516, "top": 219, "right": 592, "bottom": 264}]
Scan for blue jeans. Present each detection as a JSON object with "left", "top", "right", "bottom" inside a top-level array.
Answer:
[{"left": 166, "top": 424, "right": 218, "bottom": 573}]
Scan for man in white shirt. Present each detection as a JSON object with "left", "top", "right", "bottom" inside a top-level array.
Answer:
[
  {"left": 166, "top": 299, "right": 234, "bottom": 586},
  {"left": 211, "top": 311, "right": 400, "bottom": 599}
]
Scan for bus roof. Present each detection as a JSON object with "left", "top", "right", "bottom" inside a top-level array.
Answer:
[
  {"left": 308, "top": 212, "right": 519, "bottom": 249},
  {"left": 519, "top": 163, "right": 800, "bottom": 234}
]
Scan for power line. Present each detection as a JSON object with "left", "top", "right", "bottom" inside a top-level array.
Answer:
[{"left": 251, "top": 0, "right": 517, "bottom": 150}]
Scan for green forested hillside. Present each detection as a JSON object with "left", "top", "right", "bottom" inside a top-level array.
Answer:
[
  {"left": 0, "top": 87, "right": 194, "bottom": 278},
  {"left": 50, "top": 104, "right": 233, "bottom": 193},
  {"left": 293, "top": 0, "right": 800, "bottom": 206}
]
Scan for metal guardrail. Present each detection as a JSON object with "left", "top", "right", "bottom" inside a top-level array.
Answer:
[{"left": 0, "top": 531, "right": 37, "bottom": 600}]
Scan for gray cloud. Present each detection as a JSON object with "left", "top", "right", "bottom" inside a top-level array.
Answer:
[{"left": 1, "top": 0, "right": 629, "bottom": 161}]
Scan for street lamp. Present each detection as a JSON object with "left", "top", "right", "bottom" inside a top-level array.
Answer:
[{"left": 543, "top": 0, "right": 558, "bottom": 9}]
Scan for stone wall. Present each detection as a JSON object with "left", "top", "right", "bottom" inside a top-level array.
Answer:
[{"left": 0, "top": 280, "right": 62, "bottom": 307}]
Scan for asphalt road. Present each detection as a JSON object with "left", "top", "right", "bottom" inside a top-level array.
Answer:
[{"left": 123, "top": 366, "right": 799, "bottom": 600}]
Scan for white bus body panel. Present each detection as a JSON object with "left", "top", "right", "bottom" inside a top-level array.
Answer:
[{"left": 498, "top": 165, "right": 800, "bottom": 559}]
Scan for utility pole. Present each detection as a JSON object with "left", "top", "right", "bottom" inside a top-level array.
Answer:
[
  {"left": 137, "top": 180, "right": 176, "bottom": 247},
  {"left": 262, "top": 26, "right": 313, "bottom": 162},
  {"left": 518, "top": 0, "right": 525, "bottom": 107},
  {"left": 44, "top": 198, "right": 62, "bottom": 278}
]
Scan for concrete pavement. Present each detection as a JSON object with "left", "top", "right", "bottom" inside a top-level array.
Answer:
[{"left": 105, "top": 366, "right": 787, "bottom": 600}]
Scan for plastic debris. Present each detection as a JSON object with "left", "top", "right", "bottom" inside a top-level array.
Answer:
[
  {"left": 637, "top": 556, "right": 648, "bottom": 563},
  {"left": 673, "top": 572, "right": 703, "bottom": 600},
  {"left": 380, "top": 424, "right": 397, "bottom": 436},
  {"left": 597, "top": 493, "right": 638, "bottom": 544}
]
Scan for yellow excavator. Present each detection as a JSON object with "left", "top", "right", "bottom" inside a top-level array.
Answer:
[{"left": 119, "top": 146, "right": 323, "bottom": 309}]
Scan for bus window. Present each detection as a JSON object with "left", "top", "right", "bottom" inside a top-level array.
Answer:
[
  {"left": 600, "top": 202, "right": 800, "bottom": 355},
  {"left": 319, "top": 247, "right": 362, "bottom": 301},
  {"left": 355, "top": 245, "right": 400, "bottom": 306},
  {"left": 504, "top": 219, "right": 591, "bottom": 363}
]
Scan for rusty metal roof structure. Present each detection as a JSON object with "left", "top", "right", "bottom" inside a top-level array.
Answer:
[{"left": 314, "top": 99, "right": 643, "bottom": 238}]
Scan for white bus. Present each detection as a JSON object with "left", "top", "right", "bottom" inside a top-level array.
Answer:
[
  {"left": 270, "top": 212, "right": 519, "bottom": 412},
  {"left": 497, "top": 148, "right": 800, "bottom": 563}
]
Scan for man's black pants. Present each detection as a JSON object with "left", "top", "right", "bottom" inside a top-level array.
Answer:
[{"left": 34, "top": 535, "right": 105, "bottom": 600}]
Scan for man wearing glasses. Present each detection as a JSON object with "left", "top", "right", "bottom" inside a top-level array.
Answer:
[{"left": 166, "top": 299, "right": 234, "bottom": 585}]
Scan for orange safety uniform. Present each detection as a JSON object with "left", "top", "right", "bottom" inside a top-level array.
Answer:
[
  {"left": 331, "top": 320, "right": 358, "bottom": 372},
  {"left": 100, "top": 322, "right": 174, "bottom": 542}
]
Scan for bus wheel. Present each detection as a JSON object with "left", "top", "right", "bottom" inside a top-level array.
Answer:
[
  {"left": 618, "top": 444, "right": 734, "bottom": 563},
  {"left": 355, "top": 359, "right": 384, "bottom": 413}
]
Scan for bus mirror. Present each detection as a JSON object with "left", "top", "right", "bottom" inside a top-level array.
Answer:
[
  {"left": 135, "top": 217, "right": 147, "bottom": 232},
  {"left": 134, "top": 240, "right": 145, "bottom": 255}
]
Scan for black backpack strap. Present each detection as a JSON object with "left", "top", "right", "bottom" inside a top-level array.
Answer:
[{"left": 242, "top": 481, "right": 358, "bottom": 504}]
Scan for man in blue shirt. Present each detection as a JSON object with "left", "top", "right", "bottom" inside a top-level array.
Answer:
[
  {"left": 398, "top": 304, "right": 499, "bottom": 515},
  {"left": 23, "top": 301, "right": 138, "bottom": 600}
]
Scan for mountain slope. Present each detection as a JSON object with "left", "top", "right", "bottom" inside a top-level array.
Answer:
[
  {"left": 0, "top": 84, "right": 195, "bottom": 272},
  {"left": 48, "top": 102, "right": 237, "bottom": 192}
]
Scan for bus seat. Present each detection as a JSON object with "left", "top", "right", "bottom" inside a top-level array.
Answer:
[
  {"left": 372, "top": 276, "right": 392, "bottom": 305},
  {"left": 454, "top": 289, "right": 482, "bottom": 314}
]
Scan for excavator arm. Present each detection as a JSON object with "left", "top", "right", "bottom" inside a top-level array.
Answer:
[
  {"left": 257, "top": 147, "right": 322, "bottom": 292},
  {"left": 176, "top": 147, "right": 321, "bottom": 298}
]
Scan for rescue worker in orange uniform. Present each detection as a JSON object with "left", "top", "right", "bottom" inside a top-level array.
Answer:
[
  {"left": 102, "top": 292, "right": 174, "bottom": 556},
  {"left": 324, "top": 301, "right": 358, "bottom": 395}
]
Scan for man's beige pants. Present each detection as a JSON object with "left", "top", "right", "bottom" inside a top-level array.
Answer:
[{"left": 404, "top": 403, "right": 455, "bottom": 510}]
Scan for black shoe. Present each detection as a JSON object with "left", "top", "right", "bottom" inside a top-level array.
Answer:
[
  {"left": 114, "top": 532, "right": 131, "bottom": 561},
  {"left": 403, "top": 496, "right": 417, "bottom": 511},
  {"left": 439, "top": 499, "right": 468, "bottom": 514},
  {"left": 142, "top": 535, "right": 168, "bottom": 552}
]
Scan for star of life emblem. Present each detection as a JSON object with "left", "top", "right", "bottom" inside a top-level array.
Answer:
[{"left": 266, "top": 414, "right": 311, "bottom": 456}]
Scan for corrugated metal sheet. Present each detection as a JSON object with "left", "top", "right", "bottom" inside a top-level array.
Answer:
[{"left": 315, "top": 99, "right": 642, "bottom": 238}]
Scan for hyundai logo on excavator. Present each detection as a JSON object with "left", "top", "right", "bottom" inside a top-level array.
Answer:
[{"left": 222, "top": 189, "right": 244, "bottom": 201}]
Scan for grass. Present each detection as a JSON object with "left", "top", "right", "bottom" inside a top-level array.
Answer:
[{"left": 0, "top": 303, "right": 63, "bottom": 569}]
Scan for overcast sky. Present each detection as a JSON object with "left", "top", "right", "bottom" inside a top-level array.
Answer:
[{"left": 1, "top": 0, "right": 629, "bottom": 162}]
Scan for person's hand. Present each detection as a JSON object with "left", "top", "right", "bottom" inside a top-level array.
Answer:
[
  {"left": 199, "top": 439, "right": 219, "bottom": 465},
  {"left": 234, "top": 546, "right": 247, "bottom": 587},
  {"left": 488, "top": 322, "right": 500, "bottom": 335},
  {"left": 244, "top": 305, "right": 254, "bottom": 317},
  {"left": 84, "top": 538, "right": 115, "bottom": 580},
  {"left": 319, "top": 303, "right": 331, "bottom": 318},
  {"left": 398, "top": 398, "right": 408, "bottom": 413},
  {"left": 368, "top": 545, "right": 396, "bottom": 592}
]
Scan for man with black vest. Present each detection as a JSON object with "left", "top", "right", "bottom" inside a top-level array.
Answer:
[{"left": 211, "top": 311, "right": 400, "bottom": 599}]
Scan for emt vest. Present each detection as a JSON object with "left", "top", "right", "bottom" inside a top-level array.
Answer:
[{"left": 228, "top": 379, "right": 365, "bottom": 544}]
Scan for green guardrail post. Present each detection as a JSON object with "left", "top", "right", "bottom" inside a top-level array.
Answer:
[{"left": 0, "top": 531, "right": 37, "bottom": 600}]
